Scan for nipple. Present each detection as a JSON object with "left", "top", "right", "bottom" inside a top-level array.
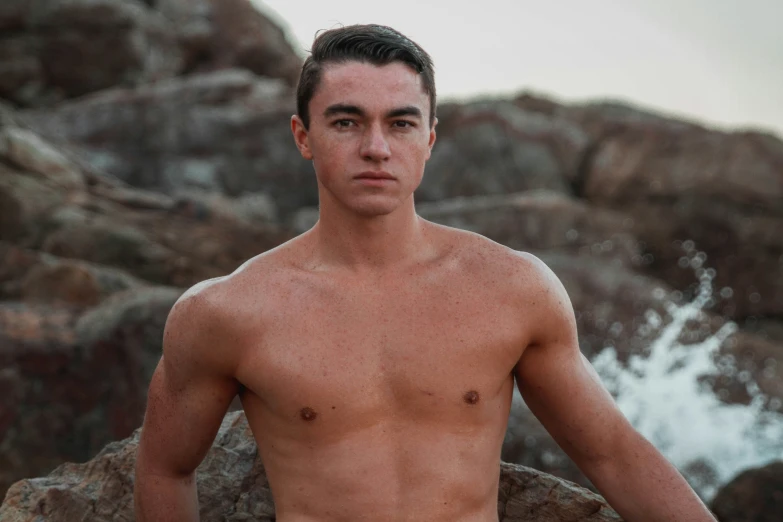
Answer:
[
  {"left": 463, "top": 390, "right": 480, "bottom": 405},
  {"left": 299, "top": 407, "right": 318, "bottom": 421}
]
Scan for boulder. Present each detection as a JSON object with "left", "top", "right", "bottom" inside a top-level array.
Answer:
[
  {"left": 1, "top": 117, "right": 292, "bottom": 287},
  {"left": 0, "top": 301, "right": 147, "bottom": 499},
  {"left": 20, "top": 69, "right": 315, "bottom": 218},
  {"left": 75, "top": 286, "right": 182, "bottom": 387},
  {"left": 417, "top": 190, "right": 642, "bottom": 268},
  {"left": 537, "top": 253, "right": 672, "bottom": 359},
  {"left": 0, "top": 0, "right": 182, "bottom": 107},
  {"left": 0, "top": 0, "right": 303, "bottom": 108},
  {"left": 567, "top": 99, "right": 783, "bottom": 321},
  {"left": 513, "top": 93, "right": 783, "bottom": 322},
  {"left": 710, "top": 461, "right": 783, "bottom": 522},
  {"left": 0, "top": 241, "right": 146, "bottom": 307},
  {"left": 706, "top": 331, "right": 783, "bottom": 413},
  {"left": 0, "top": 411, "right": 622, "bottom": 521},
  {"left": 416, "top": 100, "right": 588, "bottom": 202},
  {"left": 155, "top": 0, "right": 302, "bottom": 85}
]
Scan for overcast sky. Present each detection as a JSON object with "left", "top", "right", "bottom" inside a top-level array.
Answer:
[{"left": 256, "top": 0, "right": 783, "bottom": 137}]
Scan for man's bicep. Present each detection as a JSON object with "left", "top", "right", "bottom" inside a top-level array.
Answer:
[
  {"left": 137, "top": 292, "right": 239, "bottom": 477},
  {"left": 515, "top": 342, "right": 633, "bottom": 467},
  {"left": 137, "top": 358, "right": 237, "bottom": 476},
  {"left": 514, "top": 255, "right": 635, "bottom": 468}
]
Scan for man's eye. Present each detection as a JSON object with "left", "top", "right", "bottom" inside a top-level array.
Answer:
[
  {"left": 334, "top": 120, "right": 355, "bottom": 128},
  {"left": 393, "top": 121, "right": 414, "bottom": 128}
]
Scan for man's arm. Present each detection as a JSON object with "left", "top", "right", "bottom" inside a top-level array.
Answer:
[
  {"left": 134, "top": 280, "right": 240, "bottom": 522},
  {"left": 513, "top": 253, "right": 716, "bottom": 521}
]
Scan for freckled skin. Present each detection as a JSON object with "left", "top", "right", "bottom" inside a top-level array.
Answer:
[{"left": 134, "top": 60, "right": 716, "bottom": 522}]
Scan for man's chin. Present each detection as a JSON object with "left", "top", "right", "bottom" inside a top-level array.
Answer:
[
  {"left": 349, "top": 205, "right": 398, "bottom": 218},
  {"left": 344, "top": 198, "right": 403, "bottom": 218}
]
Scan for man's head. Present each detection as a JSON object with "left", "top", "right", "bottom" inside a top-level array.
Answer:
[
  {"left": 291, "top": 25, "right": 438, "bottom": 219},
  {"left": 296, "top": 24, "right": 436, "bottom": 130}
]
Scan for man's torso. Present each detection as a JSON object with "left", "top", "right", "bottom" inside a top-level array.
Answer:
[{"left": 212, "top": 223, "right": 537, "bottom": 521}]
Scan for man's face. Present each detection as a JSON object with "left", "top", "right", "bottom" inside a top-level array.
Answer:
[{"left": 292, "top": 61, "right": 437, "bottom": 217}]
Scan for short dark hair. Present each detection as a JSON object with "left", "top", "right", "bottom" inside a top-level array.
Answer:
[{"left": 296, "top": 24, "right": 436, "bottom": 129}]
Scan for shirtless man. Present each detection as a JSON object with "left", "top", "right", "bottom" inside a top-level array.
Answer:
[{"left": 134, "top": 24, "right": 717, "bottom": 521}]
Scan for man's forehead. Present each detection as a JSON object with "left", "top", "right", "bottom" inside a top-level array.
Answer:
[{"left": 315, "top": 61, "right": 428, "bottom": 109}]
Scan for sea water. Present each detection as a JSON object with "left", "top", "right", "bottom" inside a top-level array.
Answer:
[{"left": 512, "top": 245, "right": 783, "bottom": 501}]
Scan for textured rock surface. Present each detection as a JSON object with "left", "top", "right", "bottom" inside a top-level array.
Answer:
[
  {"left": 20, "top": 69, "right": 315, "bottom": 218},
  {"left": 0, "top": 300, "right": 149, "bottom": 498},
  {"left": 0, "top": 0, "right": 182, "bottom": 107},
  {"left": 417, "top": 191, "right": 641, "bottom": 267},
  {"left": 710, "top": 461, "right": 783, "bottom": 522},
  {"left": 0, "top": 412, "right": 622, "bottom": 522},
  {"left": 0, "top": 241, "right": 146, "bottom": 306},
  {"left": 156, "top": 0, "right": 302, "bottom": 85},
  {"left": 1, "top": 117, "right": 291, "bottom": 287},
  {"left": 416, "top": 100, "right": 588, "bottom": 202},
  {"left": 539, "top": 253, "right": 672, "bottom": 360},
  {"left": 575, "top": 101, "right": 783, "bottom": 321},
  {"left": 0, "top": 0, "right": 302, "bottom": 108},
  {"left": 0, "top": 114, "right": 291, "bottom": 499},
  {"left": 514, "top": 93, "right": 783, "bottom": 322}
]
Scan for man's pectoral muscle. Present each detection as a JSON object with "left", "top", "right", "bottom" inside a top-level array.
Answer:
[
  {"left": 515, "top": 253, "right": 716, "bottom": 521},
  {"left": 134, "top": 282, "right": 240, "bottom": 522}
]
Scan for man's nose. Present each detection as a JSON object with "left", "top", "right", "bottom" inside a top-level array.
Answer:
[{"left": 360, "top": 123, "right": 391, "bottom": 162}]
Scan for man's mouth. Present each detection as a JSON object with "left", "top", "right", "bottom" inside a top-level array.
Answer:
[{"left": 355, "top": 171, "right": 396, "bottom": 180}]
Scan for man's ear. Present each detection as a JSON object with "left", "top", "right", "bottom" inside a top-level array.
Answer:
[
  {"left": 291, "top": 115, "right": 313, "bottom": 160},
  {"left": 425, "top": 116, "right": 438, "bottom": 160}
]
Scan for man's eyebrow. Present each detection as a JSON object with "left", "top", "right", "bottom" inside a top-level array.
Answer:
[
  {"left": 323, "top": 104, "right": 365, "bottom": 118},
  {"left": 322, "top": 104, "right": 423, "bottom": 120},
  {"left": 386, "top": 106, "right": 422, "bottom": 119}
]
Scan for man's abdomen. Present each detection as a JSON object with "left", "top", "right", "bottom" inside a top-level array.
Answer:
[{"left": 251, "top": 415, "right": 506, "bottom": 522}]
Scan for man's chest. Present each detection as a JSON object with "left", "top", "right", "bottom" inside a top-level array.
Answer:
[{"left": 236, "top": 280, "right": 526, "bottom": 428}]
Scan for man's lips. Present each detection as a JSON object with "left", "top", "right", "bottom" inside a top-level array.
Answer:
[{"left": 354, "top": 171, "right": 396, "bottom": 180}]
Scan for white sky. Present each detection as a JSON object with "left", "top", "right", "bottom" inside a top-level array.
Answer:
[{"left": 255, "top": 0, "right": 783, "bottom": 137}]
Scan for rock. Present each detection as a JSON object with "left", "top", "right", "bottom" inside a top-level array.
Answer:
[
  {"left": 0, "top": 241, "right": 146, "bottom": 307},
  {"left": 0, "top": 0, "right": 183, "bottom": 107},
  {"left": 0, "top": 126, "right": 84, "bottom": 190},
  {"left": 710, "top": 461, "right": 783, "bottom": 522},
  {"left": 0, "top": 0, "right": 302, "bottom": 108},
  {"left": 155, "top": 0, "right": 303, "bottom": 85},
  {"left": 536, "top": 253, "right": 672, "bottom": 360},
  {"left": 0, "top": 301, "right": 148, "bottom": 499},
  {"left": 1, "top": 119, "right": 292, "bottom": 287},
  {"left": 514, "top": 93, "right": 783, "bottom": 321},
  {"left": 20, "top": 69, "right": 315, "bottom": 218},
  {"left": 742, "top": 318, "right": 783, "bottom": 345},
  {"left": 573, "top": 101, "right": 783, "bottom": 320},
  {"left": 75, "top": 286, "right": 182, "bottom": 387},
  {"left": 0, "top": 411, "right": 621, "bottom": 521},
  {"left": 416, "top": 190, "right": 642, "bottom": 267},
  {"left": 416, "top": 100, "right": 588, "bottom": 202},
  {"left": 706, "top": 331, "right": 783, "bottom": 413}
]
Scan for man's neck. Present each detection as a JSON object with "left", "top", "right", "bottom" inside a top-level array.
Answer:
[{"left": 309, "top": 198, "right": 430, "bottom": 273}]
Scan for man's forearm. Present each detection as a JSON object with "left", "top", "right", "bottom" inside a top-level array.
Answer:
[
  {"left": 134, "top": 467, "right": 200, "bottom": 522},
  {"left": 586, "top": 434, "right": 717, "bottom": 521}
]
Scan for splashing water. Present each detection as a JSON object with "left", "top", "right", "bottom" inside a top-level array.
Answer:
[{"left": 591, "top": 248, "right": 783, "bottom": 501}]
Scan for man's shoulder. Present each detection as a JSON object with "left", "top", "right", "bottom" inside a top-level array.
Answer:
[
  {"left": 434, "top": 222, "right": 553, "bottom": 284},
  {"left": 168, "top": 240, "right": 299, "bottom": 333}
]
